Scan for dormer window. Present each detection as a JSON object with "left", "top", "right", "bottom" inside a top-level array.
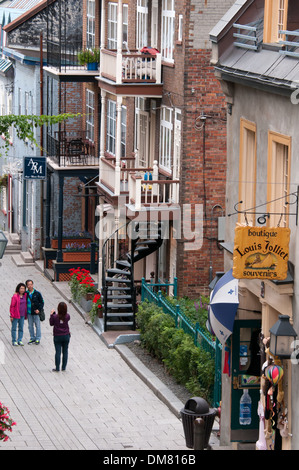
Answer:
[{"left": 264, "top": 0, "right": 288, "bottom": 43}]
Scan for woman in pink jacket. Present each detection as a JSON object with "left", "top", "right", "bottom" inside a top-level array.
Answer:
[{"left": 10, "top": 283, "right": 27, "bottom": 346}]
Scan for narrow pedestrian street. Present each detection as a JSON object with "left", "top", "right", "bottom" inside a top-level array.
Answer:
[{"left": 0, "top": 254, "right": 187, "bottom": 450}]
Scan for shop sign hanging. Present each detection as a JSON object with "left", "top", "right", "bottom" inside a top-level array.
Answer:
[{"left": 233, "top": 226, "right": 290, "bottom": 280}]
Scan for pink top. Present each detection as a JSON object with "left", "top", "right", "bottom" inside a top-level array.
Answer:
[{"left": 10, "top": 293, "right": 27, "bottom": 319}]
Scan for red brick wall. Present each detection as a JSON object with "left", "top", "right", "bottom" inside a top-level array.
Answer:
[{"left": 177, "top": 45, "right": 227, "bottom": 297}]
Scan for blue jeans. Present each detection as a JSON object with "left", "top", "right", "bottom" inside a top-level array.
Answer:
[
  {"left": 11, "top": 316, "right": 25, "bottom": 343},
  {"left": 28, "top": 314, "right": 41, "bottom": 341},
  {"left": 54, "top": 335, "right": 70, "bottom": 371}
]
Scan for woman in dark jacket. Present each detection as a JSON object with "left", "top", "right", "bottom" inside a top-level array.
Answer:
[{"left": 49, "top": 302, "right": 70, "bottom": 372}]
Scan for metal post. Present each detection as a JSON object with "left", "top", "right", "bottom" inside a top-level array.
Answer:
[
  {"left": 174, "top": 277, "right": 178, "bottom": 297},
  {"left": 45, "top": 171, "right": 51, "bottom": 248},
  {"left": 141, "top": 277, "right": 145, "bottom": 302},
  {"left": 56, "top": 174, "right": 64, "bottom": 262},
  {"left": 90, "top": 242, "right": 96, "bottom": 274},
  {"left": 176, "top": 304, "right": 180, "bottom": 328}
]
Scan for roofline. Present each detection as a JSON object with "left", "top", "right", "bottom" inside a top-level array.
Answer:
[
  {"left": 215, "top": 65, "right": 294, "bottom": 97},
  {"left": 209, "top": 0, "right": 254, "bottom": 43},
  {"left": 3, "top": 0, "right": 56, "bottom": 33}
]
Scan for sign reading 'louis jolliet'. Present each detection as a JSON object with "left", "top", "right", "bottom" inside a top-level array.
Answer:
[{"left": 233, "top": 225, "right": 290, "bottom": 280}]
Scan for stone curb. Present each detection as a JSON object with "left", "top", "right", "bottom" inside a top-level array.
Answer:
[{"left": 115, "top": 344, "right": 184, "bottom": 419}]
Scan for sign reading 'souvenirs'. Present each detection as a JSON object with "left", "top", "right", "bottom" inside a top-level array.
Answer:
[{"left": 233, "top": 226, "right": 290, "bottom": 280}]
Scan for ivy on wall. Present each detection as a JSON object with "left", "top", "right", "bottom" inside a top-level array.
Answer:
[{"left": 0, "top": 113, "right": 80, "bottom": 155}]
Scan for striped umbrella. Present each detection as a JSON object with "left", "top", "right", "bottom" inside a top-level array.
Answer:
[{"left": 208, "top": 269, "right": 239, "bottom": 345}]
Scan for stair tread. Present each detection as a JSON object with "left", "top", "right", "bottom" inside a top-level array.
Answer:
[
  {"left": 107, "top": 268, "right": 131, "bottom": 275},
  {"left": 105, "top": 277, "right": 131, "bottom": 283},
  {"left": 106, "top": 287, "right": 131, "bottom": 291},
  {"left": 116, "top": 260, "right": 131, "bottom": 267},
  {"left": 107, "top": 295, "right": 132, "bottom": 299},
  {"left": 106, "top": 321, "right": 134, "bottom": 326},
  {"left": 106, "top": 312, "right": 134, "bottom": 317},
  {"left": 107, "top": 303, "right": 133, "bottom": 309},
  {"left": 135, "top": 240, "right": 159, "bottom": 246}
]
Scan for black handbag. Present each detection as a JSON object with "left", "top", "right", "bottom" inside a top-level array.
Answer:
[{"left": 39, "top": 309, "right": 45, "bottom": 321}]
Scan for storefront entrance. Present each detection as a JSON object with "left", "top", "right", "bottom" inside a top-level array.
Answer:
[{"left": 231, "top": 319, "right": 261, "bottom": 442}]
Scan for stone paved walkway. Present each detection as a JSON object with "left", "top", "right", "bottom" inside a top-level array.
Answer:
[{"left": 0, "top": 254, "right": 187, "bottom": 450}]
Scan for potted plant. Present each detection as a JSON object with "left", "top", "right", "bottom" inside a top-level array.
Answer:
[
  {"left": 68, "top": 268, "right": 97, "bottom": 311},
  {"left": 77, "top": 47, "right": 100, "bottom": 70},
  {"left": 0, "top": 401, "right": 16, "bottom": 442},
  {"left": 89, "top": 293, "right": 103, "bottom": 323}
]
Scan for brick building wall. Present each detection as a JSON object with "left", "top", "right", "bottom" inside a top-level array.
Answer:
[{"left": 176, "top": 0, "right": 236, "bottom": 297}]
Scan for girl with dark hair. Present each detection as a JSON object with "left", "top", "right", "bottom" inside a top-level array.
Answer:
[
  {"left": 10, "top": 283, "right": 27, "bottom": 346},
  {"left": 49, "top": 302, "right": 70, "bottom": 372}
]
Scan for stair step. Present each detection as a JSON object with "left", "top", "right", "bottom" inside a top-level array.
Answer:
[
  {"left": 21, "top": 251, "right": 34, "bottom": 263},
  {"left": 107, "top": 287, "right": 131, "bottom": 291},
  {"left": 107, "top": 295, "right": 132, "bottom": 300},
  {"left": 106, "top": 312, "right": 134, "bottom": 317},
  {"left": 135, "top": 240, "right": 158, "bottom": 246},
  {"left": 106, "top": 322, "right": 134, "bottom": 327},
  {"left": 107, "top": 303, "right": 133, "bottom": 309},
  {"left": 107, "top": 268, "right": 131, "bottom": 276},
  {"left": 134, "top": 246, "right": 150, "bottom": 253},
  {"left": 105, "top": 277, "right": 131, "bottom": 284},
  {"left": 116, "top": 260, "right": 131, "bottom": 268}
]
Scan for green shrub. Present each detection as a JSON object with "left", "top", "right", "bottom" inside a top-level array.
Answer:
[{"left": 136, "top": 300, "right": 215, "bottom": 402}]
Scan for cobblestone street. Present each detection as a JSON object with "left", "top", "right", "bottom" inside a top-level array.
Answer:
[{"left": 0, "top": 254, "right": 187, "bottom": 450}]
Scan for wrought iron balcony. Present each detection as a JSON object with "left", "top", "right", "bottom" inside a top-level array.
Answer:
[{"left": 47, "top": 131, "right": 99, "bottom": 167}]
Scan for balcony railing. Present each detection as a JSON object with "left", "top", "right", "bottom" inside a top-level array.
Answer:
[
  {"left": 100, "top": 158, "right": 180, "bottom": 207},
  {"left": 100, "top": 49, "right": 162, "bottom": 85},
  {"left": 233, "top": 19, "right": 263, "bottom": 51},
  {"left": 47, "top": 40, "right": 83, "bottom": 72},
  {"left": 279, "top": 30, "right": 299, "bottom": 59},
  {"left": 47, "top": 131, "right": 98, "bottom": 167},
  {"left": 129, "top": 175, "right": 180, "bottom": 210}
]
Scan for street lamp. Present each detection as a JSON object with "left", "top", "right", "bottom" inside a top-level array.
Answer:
[{"left": 269, "top": 315, "right": 297, "bottom": 359}]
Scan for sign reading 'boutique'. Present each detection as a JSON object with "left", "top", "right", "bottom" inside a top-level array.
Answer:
[{"left": 233, "top": 225, "right": 290, "bottom": 280}]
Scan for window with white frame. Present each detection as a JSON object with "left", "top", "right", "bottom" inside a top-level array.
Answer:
[
  {"left": 87, "top": 0, "right": 95, "bottom": 48},
  {"left": 161, "top": 0, "right": 175, "bottom": 62},
  {"left": 106, "top": 99, "right": 116, "bottom": 155},
  {"left": 108, "top": 2, "right": 117, "bottom": 49},
  {"left": 86, "top": 89, "right": 95, "bottom": 142},
  {"left": 160, "top": 106, "right": 173, "bottom": 171},
  {"left": 136, "top": 0, "right": 148, "bottom": 49},
  {"left": 123, "top": 4, "right": 128, "bottom": 44},
  {"left": 121, "top": 105, "right": 127, "bottom": 158}
]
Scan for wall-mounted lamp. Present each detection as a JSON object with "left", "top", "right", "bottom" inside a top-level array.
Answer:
[{"left": 269, "top": 315, "right": 297, "bottom": 359}]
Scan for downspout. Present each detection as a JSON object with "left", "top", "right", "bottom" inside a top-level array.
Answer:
[{"left": 40, "top": 32, "right": 44, "bottom": 257}]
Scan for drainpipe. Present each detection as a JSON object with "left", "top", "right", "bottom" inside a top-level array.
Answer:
[{"left": 40, "top": 32, "right": 44, "bottom": 256}]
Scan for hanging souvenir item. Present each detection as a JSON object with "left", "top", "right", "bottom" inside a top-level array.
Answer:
[
  {"left": 256, "top": 399, "right": 267, "bottom": 450},
  {"left": 265, "top": 365, "right": 284, "bottom": 386}
]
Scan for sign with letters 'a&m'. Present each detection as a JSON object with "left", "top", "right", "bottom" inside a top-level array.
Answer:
[
  {"left": 233, "top": 225, "right": 290, "bottom": 281},
  {"left": 23, "top": 157, "right": 47, "bottom": 180}
]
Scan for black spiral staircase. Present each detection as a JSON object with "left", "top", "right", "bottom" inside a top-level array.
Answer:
[{"left": 102, "top": 221, "right": 163, "bottom": 331}]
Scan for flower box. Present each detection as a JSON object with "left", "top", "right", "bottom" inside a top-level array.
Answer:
[
  {"left": 63, "top": 251, "right": 92, "bottom": 262},
  {"left": 51, "top": 237, "right": 91, "bottom": 249}
]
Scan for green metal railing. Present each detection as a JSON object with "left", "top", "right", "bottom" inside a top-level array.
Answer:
[{"left": 141, "top": 278, "right": 222, "bottom": 407}]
